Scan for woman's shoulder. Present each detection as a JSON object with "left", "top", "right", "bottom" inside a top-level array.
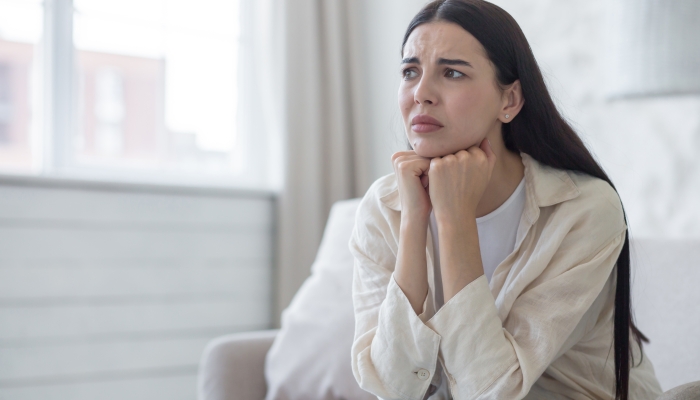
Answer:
[
  {"left": 566, "top": 171, "right": 623, "bottom": 215},
  {"left": 522, "top": 153, "right": 626, "bottom": 252},
  {"left": 553, "top": 170, "right": 627, "bottom": 248},
  {"left": 523, "top": 153, "right": 624, "bottom": 230}
]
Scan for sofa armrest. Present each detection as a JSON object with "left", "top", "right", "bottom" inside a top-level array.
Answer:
[
  {"left": 658, "top": 381, "right": 700, "bottom": 400},
  {"left": 197, "top": 329, "right": 279, "bottom": 400}
]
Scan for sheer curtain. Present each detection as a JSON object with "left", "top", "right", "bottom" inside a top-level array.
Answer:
[{"left": 240, "top": 0, "right": 372, "bottom": 324}]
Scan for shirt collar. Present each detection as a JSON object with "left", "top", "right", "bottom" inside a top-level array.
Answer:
[{"left": 378, "top": 152, "right": 581, "bottom": 218}]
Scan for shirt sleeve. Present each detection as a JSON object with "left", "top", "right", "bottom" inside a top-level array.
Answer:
[
  {"left": 349, "top": 193, "right": 444, "bottom": 400},
  {"left": 350, "top": 243, "right": 443, "bottom": 399},
  {"left": 424, "top": 228, "right": 626, "bottom": 399}
]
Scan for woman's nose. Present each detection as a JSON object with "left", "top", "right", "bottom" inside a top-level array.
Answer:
[{"left": 414, "top": 77, "right": 438, "bottom": 105}]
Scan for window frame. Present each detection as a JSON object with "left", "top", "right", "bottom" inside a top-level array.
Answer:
[{"left": 0, "top": 0, "right": 279, "bottom": 192}]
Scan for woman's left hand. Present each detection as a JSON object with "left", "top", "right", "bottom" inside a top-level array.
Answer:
[{"left": 428, "top": 138, "right": 497, "bottom": 227}]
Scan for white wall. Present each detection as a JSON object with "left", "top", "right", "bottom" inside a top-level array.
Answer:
[
  {"left": 357, "top": 0, "right": 700, "bottom": 239},
  {"left": 0, "top": 178, "right": 274, "bottom": 400}
]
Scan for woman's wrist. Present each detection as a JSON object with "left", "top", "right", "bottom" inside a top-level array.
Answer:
[
  {"left": 435, "top": 211, "right": 476, "bottom": 235},
  {"left": 397, "top": 217, "right": 427, "bottom": 262},
  {"left": 396, "top": 212, "right": 429, "bottom": 315},
  {"left": 399, "top": 216, "right": 428, "bottom": 249},
  {"left": 437, "top": 216, "right": 484, "bottom": 301},
  {"left": 401, "top": 208, "right": 430, "bottom": 228},
  {"left": 437, "top": 215, "right": 478, "bottom": 249}
]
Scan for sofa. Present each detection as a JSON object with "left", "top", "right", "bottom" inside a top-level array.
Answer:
[{"left": 197, "top": 199, "right": 700, "bottom": 400}]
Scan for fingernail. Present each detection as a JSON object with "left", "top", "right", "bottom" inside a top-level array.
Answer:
[{"left": 487, "top": 139, "right": 492, "bottom": 147}]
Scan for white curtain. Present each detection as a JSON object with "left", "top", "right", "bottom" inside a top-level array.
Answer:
[
  {"left": 276, "top": 0, "right": 373, "bottom": 324},
  {"left": 240, "top": 0, "right": 373, "bottom": 324}
]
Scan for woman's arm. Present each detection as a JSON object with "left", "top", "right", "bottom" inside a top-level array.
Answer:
[
  {"left": 395, "top": 215, "right": 430, "bottom": 315},
  {"left": 350, "top": 189, "right": 442, "bottom": 400},
  {"left": 350, "top": 145, "right": 494, "bottom": 399},
  {"left": 392, "top": 138, "right": 494, "bottom": 312},
  {"left": 427, "top": 139, "right": 495, "bottom": 302},
  {"left": 390, "top": 150, "right": 433, "bottom": 315}
]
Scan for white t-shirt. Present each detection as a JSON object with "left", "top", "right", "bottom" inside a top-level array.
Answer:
[{"left": 426, "top": 177, "right": 526, "bottom": 399}]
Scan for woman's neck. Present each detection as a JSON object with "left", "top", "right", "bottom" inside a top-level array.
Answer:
[{"left": 475, "top": 146, "right": 524, "bottom": 218}]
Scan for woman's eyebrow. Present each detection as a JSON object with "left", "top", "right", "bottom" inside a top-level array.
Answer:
[
  {"left": 437, "top": 58, "right": 473, "bottom": 68},
  {"left": 400, "top": 57, "right": 473, "bottom": 68}
]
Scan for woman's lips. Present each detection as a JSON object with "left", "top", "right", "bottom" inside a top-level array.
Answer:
[{"left": 411, "top": 114, "right": 443, "bottom": 133}]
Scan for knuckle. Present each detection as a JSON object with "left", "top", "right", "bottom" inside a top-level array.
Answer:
[
  {"left": 397, "top": 161, "right": 412, "bottom": 172},
  {"left": 392, "top": 151, "right": 414, "bottom": 162}
]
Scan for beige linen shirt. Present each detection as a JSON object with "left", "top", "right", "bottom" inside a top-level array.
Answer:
[{"left": 349, "top": 153, "right": 663, "bottom": 400}]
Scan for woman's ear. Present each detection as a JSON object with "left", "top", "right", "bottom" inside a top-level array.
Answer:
[{"left": 499, "top": 79, "right": 525, "bottom": 123}]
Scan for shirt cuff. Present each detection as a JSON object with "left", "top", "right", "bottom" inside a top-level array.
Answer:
[
  {"left": 371, "top": 274, "right": 441, "bottom": 399},
  {"left": 416, "top": 290, "right": 431, "bottom": 323},
  {"left": 425, "top": 275, "right": 517, "bottom": 397}
]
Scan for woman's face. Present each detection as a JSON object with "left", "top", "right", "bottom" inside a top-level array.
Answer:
[{"left": 399, "top": 21, "right": 506, "bottom": 158}]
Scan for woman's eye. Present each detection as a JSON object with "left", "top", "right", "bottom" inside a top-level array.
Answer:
[
  {"left": 445, "top": 69, "right": 465, "bottom": 79},
  {"left": 402, "top": 68, "right": 418, "bottom": 79}
]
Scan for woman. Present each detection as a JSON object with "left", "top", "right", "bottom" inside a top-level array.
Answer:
[{"left": 349, "top": 1, "right": 663, "bottom": 399}]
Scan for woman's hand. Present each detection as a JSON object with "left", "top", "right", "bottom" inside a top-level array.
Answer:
[
  {"left": 391, "top": 151, "right": 432, "bottom": 223},
  {"left": 428, "top": 138, "right": 497, "bottom": 227}
]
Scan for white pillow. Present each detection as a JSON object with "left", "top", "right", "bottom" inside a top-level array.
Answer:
[{"left": 264, "top": 198, "right": 375, "bottom": 400}]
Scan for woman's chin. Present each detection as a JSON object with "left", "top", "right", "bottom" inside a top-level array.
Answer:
[{"left": 413, "top": 140, "right": 481, "bottom": 158}]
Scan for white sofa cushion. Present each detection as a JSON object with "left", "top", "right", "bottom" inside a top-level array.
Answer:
[{"left": 264, "top": 198, "right": 374, "bottom": 400}]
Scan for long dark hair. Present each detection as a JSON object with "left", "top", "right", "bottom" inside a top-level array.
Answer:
[{"left": 402, "top": 1, "right": 647, "bottom": 399}]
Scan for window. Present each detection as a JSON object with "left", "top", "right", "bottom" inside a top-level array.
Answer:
[
  {"left": 0, "top": 0, "right": 43, "bottom": 173},
  {"left": 0, "top": 0, "right": 277, "bottom": 189}
]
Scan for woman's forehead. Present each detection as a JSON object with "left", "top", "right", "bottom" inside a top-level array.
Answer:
[{"left": 403, "top": 21, "right": 487, "bottom": 63}]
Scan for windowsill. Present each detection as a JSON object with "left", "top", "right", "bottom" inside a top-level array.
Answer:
[{"left": 0, "top": 171, "right": 278, "bottom": 199}]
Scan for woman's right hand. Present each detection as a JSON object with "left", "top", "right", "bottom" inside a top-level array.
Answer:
[{"left": 391, "top": 151, "right": 432, "bottom": 222}]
